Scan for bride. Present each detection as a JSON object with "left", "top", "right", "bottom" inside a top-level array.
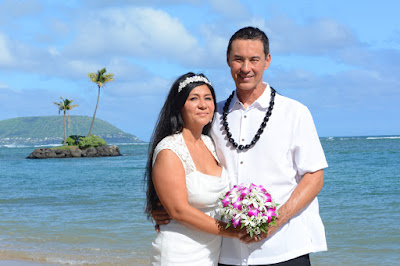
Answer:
[{"left": 144, "top": 72, "right": 242, "bottom": 265}]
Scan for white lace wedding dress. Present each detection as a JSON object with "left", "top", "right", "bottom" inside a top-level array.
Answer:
[{"left": 151, "top": 133, "right": 229, "bottom": 266}]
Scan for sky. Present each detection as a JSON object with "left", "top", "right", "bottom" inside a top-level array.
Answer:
[{"left": 0, "top": 0, "right": 399, "bottom": 141}]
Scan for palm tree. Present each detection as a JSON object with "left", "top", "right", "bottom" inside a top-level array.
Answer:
[
  {"left": 87, "top": 68, "right": 114, "bottom": 136},
  {"left": 54, "top": 97, "right": 79, "bottom": 145}
]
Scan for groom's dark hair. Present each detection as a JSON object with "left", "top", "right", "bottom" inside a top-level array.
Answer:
[{"left": 227, "top": 26, "right": 270, "bottom": 58}]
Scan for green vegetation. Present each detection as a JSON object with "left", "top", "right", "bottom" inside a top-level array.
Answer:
[
  {"left": 77, "top": 135, "right": 107, "bottom": 149},
  {"left": 87, "top": 68, "right": 115, "bottom": 136},
  {"left": 52, "top": 145, "right": 76, "bottom": 150},
  {"left": 66, "top": 135, "right": 85, "bottom": 146},
  {"left": 64, "top": 135, "right": 107, "bottom": 149},
  {"left": 54, "top": 97, "right": 79, "bottom": 145}
]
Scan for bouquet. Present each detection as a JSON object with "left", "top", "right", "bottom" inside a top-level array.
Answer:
[{"left": 219, "top": 183, "right": 279, "bottom": 237}]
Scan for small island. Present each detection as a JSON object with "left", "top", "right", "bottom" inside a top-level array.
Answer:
[
  {"left": 27, "top": 134, "right": 122, "bottom": 159},
  {"left": 27, "top": 145, "right": 121, "bottom": 159}
]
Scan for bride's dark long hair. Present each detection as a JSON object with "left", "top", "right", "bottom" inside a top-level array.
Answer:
[{"left": 144, "top": 72, "right": 216, "bottom": 220}]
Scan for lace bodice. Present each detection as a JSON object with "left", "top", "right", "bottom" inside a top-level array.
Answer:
[{"left": 153, "top": 133, "right": 220, "bottom": 175}]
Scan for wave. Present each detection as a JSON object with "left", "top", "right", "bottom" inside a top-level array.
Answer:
[
  {"left": 1, "top": 144, "right": 30, "bottom": 148},
  {"left": 1, "top": 143, "right": 146, "bottom": 148},
  {"left": 109, "top": 142, "right": 148, "bottom": 145},
  {"left": 0, "top": 143, "right": 63, "bottom": 148},
  {"left": 366, "top": 136, "right": 400, "bottom": 140},
  {"left": 322, "top": 137, "right": 360, "bottom": 141},
  {"left": 35, "top": 144, "right": 63, "bottom": 147},
  {"left": 321, "top": 136, "right": 400, "bottom": 141}
]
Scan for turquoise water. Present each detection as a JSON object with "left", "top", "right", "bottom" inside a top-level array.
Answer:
[{"left": 0, "top": 137, "right": 399, "bottom": 265}]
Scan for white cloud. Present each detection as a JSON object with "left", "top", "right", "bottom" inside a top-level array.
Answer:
[
  {"left": 66, "top": 7, "right": 203, "bottom": 64},
  {"left": 0, "top": 87, "right": 65, "bottom": 121},
  {"left": 108, "top": 76, "right": 170, "bottom": 97},
  {"left": 269, "top": 66, "right": 399, "bottom": 111},
  {"left": 48, "top": 47, "right": 61, "bottom": 56},
  {"left": 104, "top": 58, "right": 153, "bottom": 82},
  {"left": 82, "top": 0, "right": 201, "bottom": 7},
  {"left": 208, "top": 0, "right": 250, "bottom": 19},
  {"left": 338, "top": 47, "right": 400, "bottom": 77},
  {"left": 50, "top": 19, "right": 70, "bottom": 36},
  {"left": 0, "top": 33, "right": 15, "bottom": 66},
  {"left": 0, "top": 0, "right": 42, "bottom": 22},
  {"left": 0, "top": 28, "right": 152, "bottom": 81},
  {"left": 0, "top": 81, "right": 10, "bottom": 89},
  {"left": 247, "top": 16, "right": 359, "bottom": 55},
  {"left": 197, "top": 24, "right": 230, "bottom": 67}
]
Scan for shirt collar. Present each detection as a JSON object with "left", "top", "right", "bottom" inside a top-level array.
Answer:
[{"left": 228, "top": 82, "right": 272, "bottom": 111}]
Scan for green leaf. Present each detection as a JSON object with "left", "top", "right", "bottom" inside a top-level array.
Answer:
[
  {"left": 250, "top": 231, "right": 253, "bottom": 238},
  {"left": 225, "top": 223, "right": 231, "bottom": 229}
]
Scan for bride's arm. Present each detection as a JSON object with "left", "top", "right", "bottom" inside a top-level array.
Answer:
[{"left": 152, "top": 149, "right": 239, "bottom": 238}]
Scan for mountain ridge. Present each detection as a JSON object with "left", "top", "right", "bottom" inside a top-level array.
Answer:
[{"left": 0, "top": 116, "right": 142, "bottom": 146}]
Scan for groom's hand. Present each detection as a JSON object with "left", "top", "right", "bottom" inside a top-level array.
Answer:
[
  {"left": 239, "top": 232, "right": 267, "bottom": 244},
  {"left": 152, "top": 202, "right": 171, "bottom": 231},
  {"left": 238, "top": 224, "right": 279, "bottom": 244}
]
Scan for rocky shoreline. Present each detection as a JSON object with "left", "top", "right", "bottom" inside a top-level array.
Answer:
[{"left": 27, "top": 145, "right": 121, "bottom": 159}]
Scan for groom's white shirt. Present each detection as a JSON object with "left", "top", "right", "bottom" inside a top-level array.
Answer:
[{"left": 211, "top": 84, "right": 328, "bottom": 265}]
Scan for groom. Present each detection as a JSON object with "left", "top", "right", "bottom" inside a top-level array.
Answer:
[{"left": 154, "top": 26, "right": 328, "bottom": 265}]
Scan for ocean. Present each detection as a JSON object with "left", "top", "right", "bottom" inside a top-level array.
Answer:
[{"left": 0, "top": 136, "right": 399, "bottom": 265}]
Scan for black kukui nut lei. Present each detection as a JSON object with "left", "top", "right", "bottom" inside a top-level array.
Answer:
[{"left": 222, "top": 87, "right": 276, "bottom": 151}]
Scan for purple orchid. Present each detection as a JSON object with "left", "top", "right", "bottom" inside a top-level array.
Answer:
[
  {"left": 264, "top": 193, "right": 272, "bottom": 202},
  {"left": 261, "top": 212, "right": 272, "bottom": 223},
  {"left": 221, "top": 197, "right": 230, "bottom": 207},
  {"left": 232, "top": 217, "right": 241, "bottom": 228},
  {"left": 240, "top": 187, "right": 250, "bottom": 198},
  {"left": 232, "top": 200, "right": 243, "bottom": 210},
  {"left": 262, "top": 208, "right": 277, "bottom": 223},
  {"left": 248, "top": 206, "right": 259, "bottom": 217},
  {"left": 267, "top": 207, "right": 277, "bottom": 217},
  {"left": 219, "top": 183, "right": 279, "bottom": 237},
  {"left": 258, "top": 185, "right": 267, "bottom": 193}
]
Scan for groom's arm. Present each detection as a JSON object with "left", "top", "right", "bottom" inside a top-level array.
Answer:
[
  {"left": 271, "top": 169, "right": 324, "bottom": 232},
  {"left": 152, "top": 202, "right": 171, "bottom": 231}
]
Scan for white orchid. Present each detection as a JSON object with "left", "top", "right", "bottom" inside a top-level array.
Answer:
[{"left": 219, "top": 183, "right": 279, "bottom": 237}]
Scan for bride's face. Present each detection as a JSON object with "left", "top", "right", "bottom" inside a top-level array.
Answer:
[{"left": 181, "top": 85, "right": 215, "bottom": 129}]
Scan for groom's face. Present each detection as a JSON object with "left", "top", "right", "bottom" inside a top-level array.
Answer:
[{"left": 227, "top": 39, "right": 271, "bottom": 92}]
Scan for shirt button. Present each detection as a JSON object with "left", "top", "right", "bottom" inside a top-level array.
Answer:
[
  {"left": 244, "top": 115, "right": 247, "bottom": 118},
  {"left": 240, "top": 161, "right": 244, "bottom": 164},
  {"left": 241, "top": 139, "right": 245, "bottom": 142}
]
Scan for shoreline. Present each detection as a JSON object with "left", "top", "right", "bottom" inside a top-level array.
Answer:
[
  {"left": 0, "top": 259, "right": 59, "bottom": 266},
  {"left": 0, "top": 258, "right": 150, "bottom": 266},
  {"left": 0, "top": 250, "right": 151, "bottom": 265}
]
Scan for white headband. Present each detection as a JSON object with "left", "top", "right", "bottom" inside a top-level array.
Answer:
[{"left": 178, "top": 75, "right": 212, "bottom": 93}]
